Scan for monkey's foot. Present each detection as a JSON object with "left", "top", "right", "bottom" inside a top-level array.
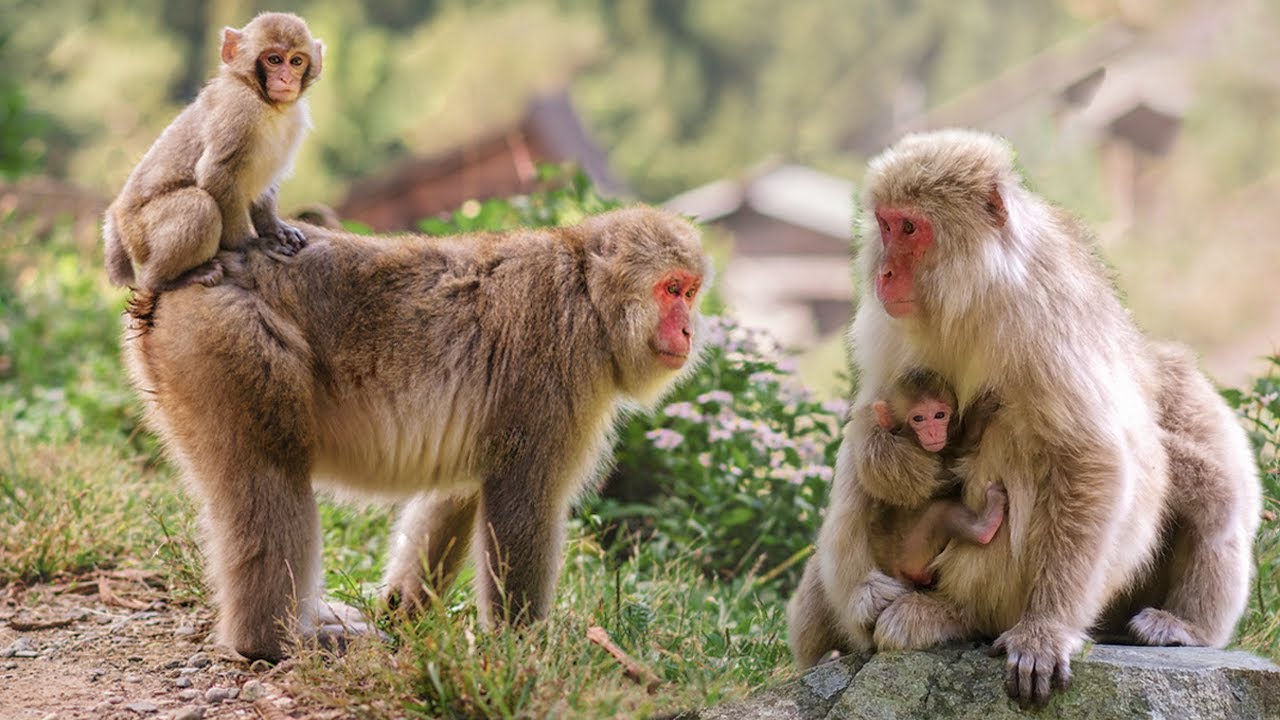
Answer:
[
  {"left": 989, "top": 620, "right": 1081, "bottom": 707},
  {"left": 1128, "top": 607, "right": 1199, "bottom": 647},
  {"left": 848, "top": 570, "right": 909, "bottom": 629},
  {"left": 268, "top": 222, "right": 307, "bottom": 256},
  {"left": 873, "top": 591, "right": 966, "bottom": 650},
  {"left": 306, "top": 599, "right": 385, "bottom": 654},
  {"left": 159, "top": 259, "right": 224, "bottom": 291}
]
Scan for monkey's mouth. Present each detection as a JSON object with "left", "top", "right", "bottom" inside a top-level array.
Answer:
[
  {"left": 655, "top": 350, "right": 688, "bottom": 369},
  {"left": 883, "top": 300, "right": 916, "bottom": 317}
]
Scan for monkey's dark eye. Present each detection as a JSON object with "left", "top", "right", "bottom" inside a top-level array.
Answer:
[
  {"left": 667, "top": 283, "right": 680, "bottom": 296},
  {"left": 912, "top": 415, "right": 924, "bottom": 423},
  {"left": 267, "top": 54, "right": 283, "bottom": 65},
  {"left": 879, "top": 220, "right": 890, "bottom": 233},
  {"left": 685, "top": 287, "right": 696, "bottom": 299},
  {"left": 934, "top": 411, "right": 946, "bottom": 420},
  {"left": 902, "top": 219, "right": 915, "bottom": 235},
  {"left": 290, "top": 56, "right": 304, "bottom": 67}
]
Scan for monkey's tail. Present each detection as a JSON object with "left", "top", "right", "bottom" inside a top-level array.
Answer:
[
  {"left": 102, "top": 216, "right": 137, "bottom": 286},
  {"left": 125, "top": 290, "right": 157, "bottom": 336}
]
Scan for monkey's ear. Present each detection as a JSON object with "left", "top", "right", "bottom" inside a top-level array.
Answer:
[
  {"left": 310, "top": 39, "right": 325, "bottom": 79},
  {"left": 985, "top": 186, "right": 1008, "bottom": 229},
  {"left": 220, "top": 28, "right": 242, "bottom": 64}
]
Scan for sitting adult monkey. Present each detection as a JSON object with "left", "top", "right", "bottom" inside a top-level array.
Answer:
[
  {"left": 787, "top": 129, "right": 1260, "bottom": 706},
  {"left": 122, "top": 206, "right": 710, "bottom": 662}
]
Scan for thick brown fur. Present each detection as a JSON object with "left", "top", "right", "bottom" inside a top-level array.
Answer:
[
  {"left": 103, "top": 12, "right": 322, "bottom": 291},
  {"left": 787, "top": 129, "right": 1260, "bottom": 705},
  {"left": 123, "top": 206, "right": 710, "bottom": 661}
]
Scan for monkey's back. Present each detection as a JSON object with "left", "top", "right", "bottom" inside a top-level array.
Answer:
[{"left": 126, "top": 224, "right": 617, "bottom": 499}]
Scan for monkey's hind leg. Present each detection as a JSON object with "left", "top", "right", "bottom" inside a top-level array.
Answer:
[
  {"left": 788, "top": 556, "right": 856, "bottom": 669},
  {"left": 1130, "top": 438, "right": 1253, "bottom": 648},
  {"left": 135, "top": 187, "right": 223, "bottom": 291},
  {"left": 195, "top": 452, "right": 321, "bottom": 663},
  {"left": 382, "top": 490, "right": 479, "bottom": 612}
]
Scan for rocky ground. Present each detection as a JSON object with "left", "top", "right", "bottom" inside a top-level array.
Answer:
[{"left": 0, "top": 572, "right": 338, "bottom": 720}]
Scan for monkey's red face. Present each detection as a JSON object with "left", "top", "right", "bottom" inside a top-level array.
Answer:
[
  {"left": 907, "top": 396, "right": 950, "bottom": 453},
  {"left": 651, "top": 271, "right": 702, "bottom": 370},
  {"left": 259, "top": 48, "right": 311, "bottom": 103},
  {"left": 873, "top": 206, "right": 934, "bottom": 318}
]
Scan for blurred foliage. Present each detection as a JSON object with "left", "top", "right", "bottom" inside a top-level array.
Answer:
[
  {"left": 0, "top": 34, "right": 47, "bottom": 179},
  {"left": 0, "top": 0, "right": 1134, "bottom": 204},
  {"left": 1222, "top": 359, "right": 1280, "bottom": 657}
]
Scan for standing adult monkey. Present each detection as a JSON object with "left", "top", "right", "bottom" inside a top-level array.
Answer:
[
  {"left": 788, "top": 129, "right": 1260, "bottom": 705},
  {"left": 124, "top": 207, "right": 709, "bottom": 662}
]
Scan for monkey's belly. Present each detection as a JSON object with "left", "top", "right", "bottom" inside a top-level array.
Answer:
[{"left": 310, "top": 402, "right": 482, "bottom": 497}]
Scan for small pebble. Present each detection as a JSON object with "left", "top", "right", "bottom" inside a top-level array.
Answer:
[
  {"left": 174, "top": 625, "right": 197, "bottom": 638},
  {"left": 176, "top": 689, "right": 200, "bottom": 702},
  {"left": 3, "top": 661, "right": 17, "bottom": 670},
  {"left": 125, "top": 673, "right": 143, "bottom": 683},
  {"left": 239, "top": 679, "right": 267, "bottom": 701},
  {"left": 164, "top": 659, "right": 183, "bottom": 670},
  {"left": 174, "top": 675, "right": 192, "bottom": 688},
  {"left": 88, "top": 668, "right": 106, "bottom": 681},
  {"left": 1, "top": 637, "right": 34, "bottom": 658},
  {"left": 172, "top": 707, "right": 204, "bottom": 720},
  {"left": 124, "top": 700, "right": 158, "bottom": 715},
  {"left": 128, "top": 655, "right": 145, "bottom": 663},
  {"left": 42, "top": 713, "right": 59, "bottom": 720},
  {"left": 108, "top": 696, "right": 125, "bottom": 705},
  {"left": 186, "top": 652, "right": 211, "bottom": 669},
  {"left": 203, "top": 686, "right": 231, "bottom": 704}
]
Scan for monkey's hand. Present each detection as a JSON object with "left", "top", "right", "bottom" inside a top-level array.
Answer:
[
  {"left": 264, "top": 220, "right": 308, "bottom": 256},
  {"left": 848, "top": 569, "right": 909, "bottom": 629},
  {"left": 988, "top": 620, "right": 1081, "bottom": 707}
]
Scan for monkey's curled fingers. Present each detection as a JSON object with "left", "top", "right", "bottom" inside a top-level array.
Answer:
[
  {"left": 849, "top": 569, "right": 910, "bottom": 629},
  {"left": 268, "top": 221, "right": 308, "bottom": 256},
  {"left": 988, "top": 621, "right": 1080, "bottom": 707}
]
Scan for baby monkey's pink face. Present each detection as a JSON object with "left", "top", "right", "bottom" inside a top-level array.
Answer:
[{"left": 907, "top": 396, "right": 950, "bottom": 453}]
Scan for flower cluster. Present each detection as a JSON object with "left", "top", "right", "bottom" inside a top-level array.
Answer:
[{"left": 593, "top": 315, "right": 849, "bottom": 586}]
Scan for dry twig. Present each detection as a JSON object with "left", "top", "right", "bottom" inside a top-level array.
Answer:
[{"left": 586, "top": 625, "right": 661, "bottom": 694}]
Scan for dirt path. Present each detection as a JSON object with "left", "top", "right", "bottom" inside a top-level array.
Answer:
[{"left": 0, "top": 573, "right": 336, "bottom": 720}]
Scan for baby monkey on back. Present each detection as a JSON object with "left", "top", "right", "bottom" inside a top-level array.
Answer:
[
  {"left": 103, "top": 12, "right": 322, "bottom": 291},
  {"left": 869, "top": 369, "right": 1006, "bottom": 587}
]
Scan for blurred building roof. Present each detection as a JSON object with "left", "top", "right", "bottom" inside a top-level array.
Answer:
[
  {"left": 339, "top": 91, "right": 624, "bottom": 232},
  {"left": 665, "top": 164, "right": 856, "bottom": 347}
]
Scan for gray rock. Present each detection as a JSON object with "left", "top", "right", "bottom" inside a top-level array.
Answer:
[
  {"left": 171, "top": 707, "right": 204, "bottom": 720},
  {"left": 1, "top": 637, "right": 34, "bottom": 658},
  {"left": 186, "top": 652, "right": 211, "bottom": 669},
  {"left": 203, "top": 686, "right": 231, "bottom": 704},
  {"left": 240, "top": 679, "right": 267, "bottom": 701},
  {"left": 124, "top": 701, "right": 159, "bottom": 715},
  {"left": 174, "top": 625, "right": 197, "bottom": 638},
  {"left": 176, "top": 689, "right": 200, "bottom": 702},
  {"left": 174, "top": 675, "right": 192, "bottom": 688},
  {"left": 696, "top": 644, "right": 1280, "bottom": 719}
]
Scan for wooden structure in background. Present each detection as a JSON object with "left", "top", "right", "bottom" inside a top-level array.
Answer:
[{"left": 338, "top": 91, "right": 624, "bottom": 232}]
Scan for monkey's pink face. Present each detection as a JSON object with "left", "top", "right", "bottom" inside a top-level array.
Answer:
[
  {"left": 651, "top": 271, "right": 702, "bottom": 370},
  {"left": 259, "top": 48, "right": 311, "bottom": 103},
  {"left": 873, "top": 206, "right": 934, "bottom": 318},
  {"left": 907, "top": 397, "right": 950, "bottom": 453}
]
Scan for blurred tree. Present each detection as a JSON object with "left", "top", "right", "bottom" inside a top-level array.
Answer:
[{"left": 0, "top": 35, "right": 47, "bottom": 179}]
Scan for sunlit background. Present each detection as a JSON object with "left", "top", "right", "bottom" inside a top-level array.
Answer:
[{"left": 3, "top": 0, "right": 1278, "bottom": 388}]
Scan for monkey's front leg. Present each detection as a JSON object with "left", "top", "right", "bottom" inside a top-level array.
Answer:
[
  {"left": 473, "top": 470, "right": 570, "bottom": 627},
  {"left": 251, "top": 185, "right": 307, "bottom": 256},
  {"left": 989, "top": 456, "right": 1118, "bottom": 707}
]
